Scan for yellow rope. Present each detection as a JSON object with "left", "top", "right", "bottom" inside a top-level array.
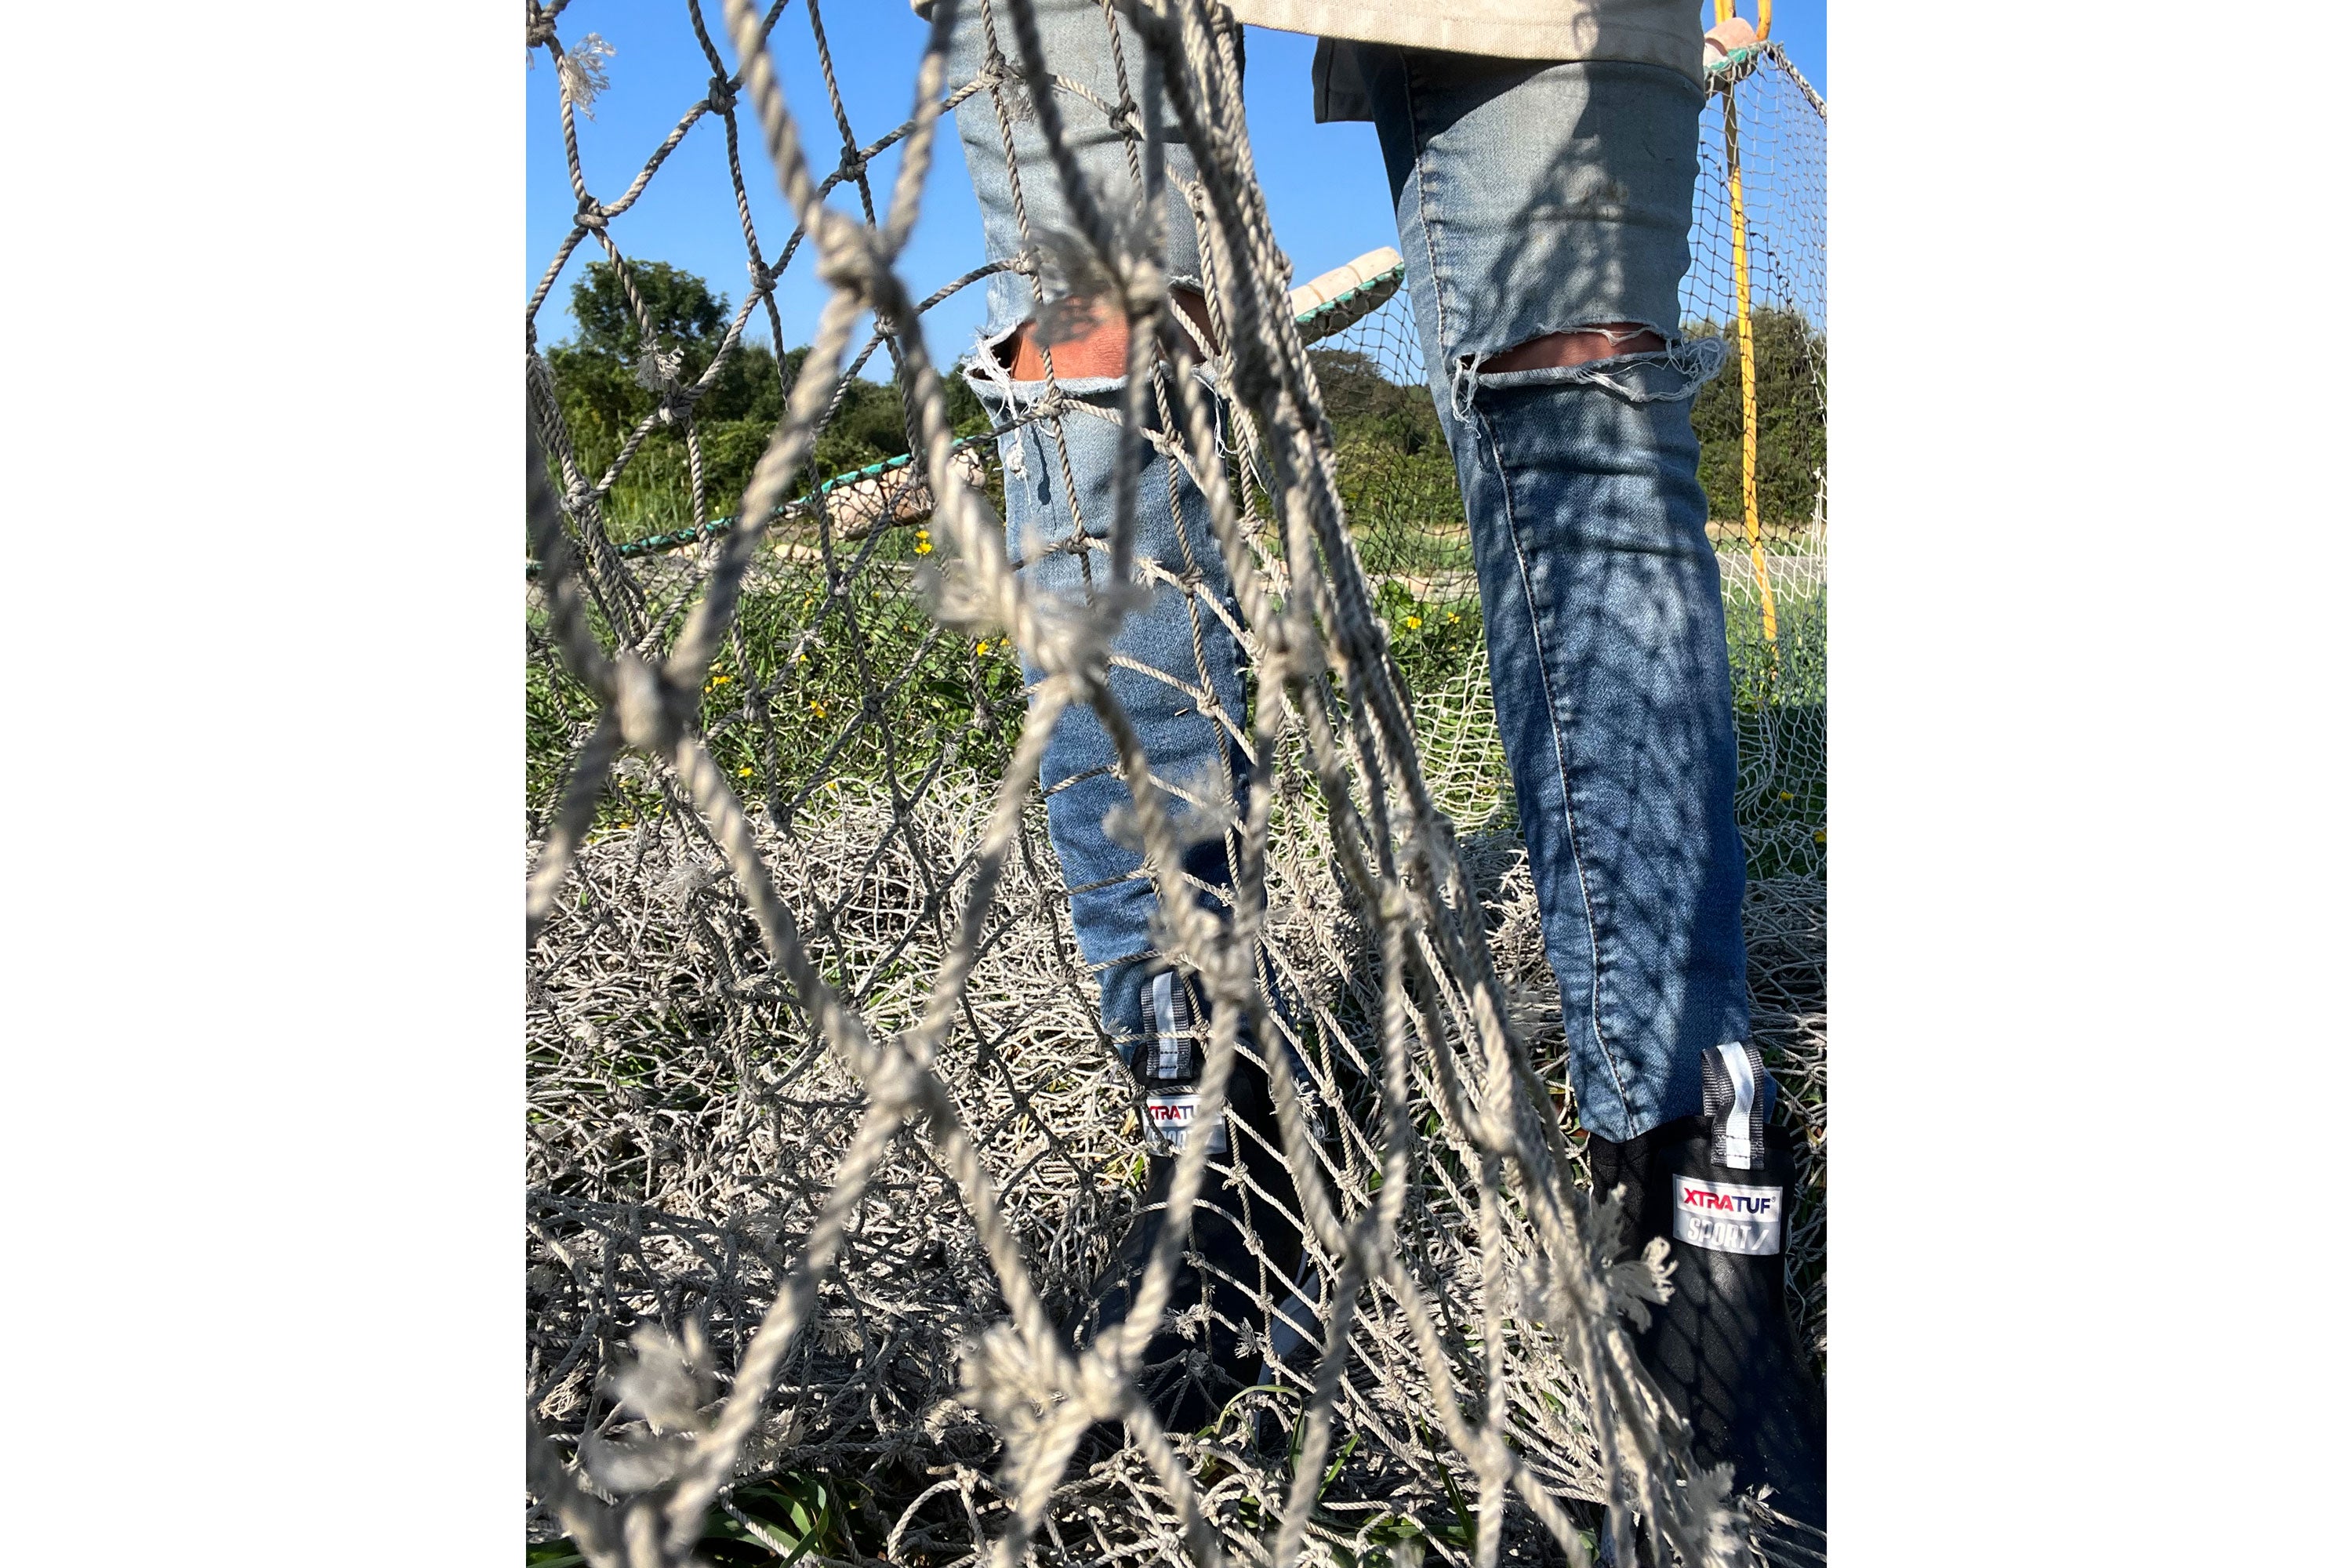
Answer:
[{"left": 1720, "top": 56, "right": 1780, "bottom": 652}]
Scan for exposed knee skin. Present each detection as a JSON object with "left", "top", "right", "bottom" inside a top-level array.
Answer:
[
  {"left": 1474, "top": 322, "right": 1664, "bottom": 373},
  {"left": 1002, "top": 288, "right": 1217, "bottom": 380},
  {"left": 1002, "top": 304, "right": 1652, "bottom": 382}
]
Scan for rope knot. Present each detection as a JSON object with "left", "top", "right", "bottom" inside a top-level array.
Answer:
[
  {"left": 524, "top": 4, "right": 557, "bottom": 49},
  {"left": 634, "top": 345, "right": 683, "bottom": 386},
  {"left": 575, "top": 196, "right": 607, "bottom": 231},
  {"left": 1118, "top": 253, "right": 1167, "bottom": 319},
  {"left": 706, "top": 75, "right": 736, "bottom": 115},
  {"left": 814, "top": 223, "right": 884, "bottom": 295},
  {"left": 612, "top": 650, "right": 686, "bottom": 753},
  {"left": 746, "top": 258, "right": 775, "bottom": 294}
]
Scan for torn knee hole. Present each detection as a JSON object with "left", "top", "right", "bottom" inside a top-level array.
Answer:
[{"left": 1466, "top": 324, "right": 1667, "bottom": 375}]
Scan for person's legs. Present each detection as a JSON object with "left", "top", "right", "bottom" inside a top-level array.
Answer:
[
  {"left": 1352, "top": 46, "right": 1823, "bottom": 1542},
  {"left": 946, "top": 0, "right": 1246, "bottom": 1061},
  {"left": 944, "top": 0, "right": 1312, "bottom": 1436},
  {"left": 1357, "top": 46, "right": 1755, "bottom": 1146}
]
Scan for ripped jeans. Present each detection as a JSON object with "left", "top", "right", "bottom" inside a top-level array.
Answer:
[{"left": 948, "top": 4, "right": 1759, "bottom": 1142}]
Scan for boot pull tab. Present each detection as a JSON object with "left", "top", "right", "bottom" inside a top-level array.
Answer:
[
  {"left": 1701, "top": 1041, "right": 1769, "bottom": 1171},
  {"left": 1149, "top": 967, "right": 1196, "bottom": 1084},
  {"left": 1143, "top": 970, "right": 1228, "bottom": 1156}
]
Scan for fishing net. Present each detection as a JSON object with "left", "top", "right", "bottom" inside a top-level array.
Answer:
[{"left": 523, "top": 4, "right": 1827, "bottom": 1564}]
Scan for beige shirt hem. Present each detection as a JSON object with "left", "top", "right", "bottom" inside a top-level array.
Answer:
[{"left": 1225, "top": 1, "right": 1703, "bottom": 83}]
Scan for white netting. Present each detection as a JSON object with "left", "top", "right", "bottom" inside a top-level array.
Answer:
[{"left": 524, "top": 5, "right": 1826, "bottom": 1565}]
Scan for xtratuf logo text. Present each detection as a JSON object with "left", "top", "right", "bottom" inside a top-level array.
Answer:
[
  {"left": 1672, "top": 1174, "right": 1785, "bottom": 1256},
  {"left": 1143, "top": 1091, "right": 1228, "bottom": 1154}
]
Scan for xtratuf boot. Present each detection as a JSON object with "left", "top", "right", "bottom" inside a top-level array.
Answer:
[
  {"left": 1063, "top": 971, "right": 1319, "bottom": 1442},
  {"left": 1588, "top": 1043, "right": 1827, "bottom": 1566}
]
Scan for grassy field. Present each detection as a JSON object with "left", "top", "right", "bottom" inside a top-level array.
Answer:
[
  {"left": 528, "top": 492, "right": 1826, "bottom": 886},
  {"left": 525, "top": 455, "right": 1827, "bottom": 1568}
]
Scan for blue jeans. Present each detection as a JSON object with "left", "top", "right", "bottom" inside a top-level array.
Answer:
[{"left": 948, "top": 3, "right": 1760, "bottom": 1140}]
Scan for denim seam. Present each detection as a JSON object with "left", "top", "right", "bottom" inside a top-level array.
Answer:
[{"left": 1471, "top": 398, "right": 1636, "bottom": 1132}]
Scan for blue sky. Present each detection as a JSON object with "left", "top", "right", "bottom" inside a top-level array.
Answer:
[{"left": 525, "top": 3, "right": 1825, "bottom": 375}]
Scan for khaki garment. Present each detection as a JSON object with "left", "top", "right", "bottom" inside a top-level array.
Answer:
[
  {"left": 910, "top": 2, "right": 1705, "bottom": 86},
  {"left": 1230, "top": 1, "right": 1701, "bottom": 82}
]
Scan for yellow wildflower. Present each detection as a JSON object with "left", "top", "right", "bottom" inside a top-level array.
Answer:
[
  {"left": 738, "top": 766, "right": 753, "bottom": 777},
  {"left": 1814, "top": 830, "right": 1827, "bottom": 844},
  {"left": 915, "top": 541, "right": 933, "bottom": 554},
  {"left": 1779, "top": 790, "right": 1792, "bottom": 801},
  {"left": 976, "top": 641, "right": 991, "bottom": 656},
  {"left": 811, "top": 702, "right": 827, "bottom": 718},
  {"left": 1405, "top": 615, "right": 1421, "bottom": 630}
]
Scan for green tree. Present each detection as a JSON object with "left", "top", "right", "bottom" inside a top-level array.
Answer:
[
  {"left": 543, "top": 260, "right": 786, "bottom": 521},
  {"left": 1309, "top": 347, "right": 1442, "bottom": 456},
  {"left": 543, "top": 260, "right": 991, "bottom": 533},
  {"left": 1686, "top": 306, "right": 1827, "bottom": 534},
  {"left": 567, "top": 256, "right": 726, "bottom": 359},
  {"left": 1308, "top": 348, "right": 1469, "bottom": 580}
]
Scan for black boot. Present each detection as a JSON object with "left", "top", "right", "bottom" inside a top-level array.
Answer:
[
  {"left": 1064, "top": 971, "right": 1320, "bottom": 1443},
  {"left": 1587, "top": 1044, "right": 1827, "bottom": 1563}
]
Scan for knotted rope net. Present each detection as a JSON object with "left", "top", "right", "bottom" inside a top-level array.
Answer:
[{"left": 524, "top": 4, "right": 1827, "bottom": 1564}]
